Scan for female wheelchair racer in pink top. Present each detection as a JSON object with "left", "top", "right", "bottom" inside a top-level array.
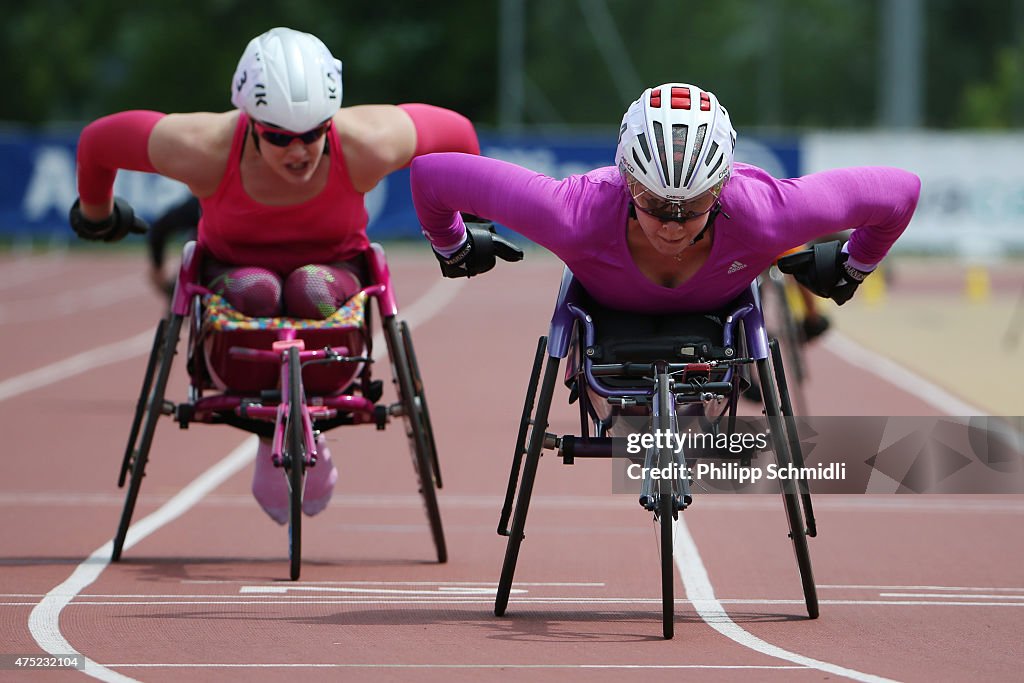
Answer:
[
  {"left": 410, "top": 82, "right": 920, "bottom": 317},
  {"left": 69, "top": 27, "right": 480, "bottom": 525}
]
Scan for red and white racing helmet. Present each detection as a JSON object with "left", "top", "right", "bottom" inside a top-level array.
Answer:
[
  {"left": 231, "top": 27, "right": 342, "bottom": 132},
  {"left": 615, "top": 83, "right": 736, "bottom": 207}
]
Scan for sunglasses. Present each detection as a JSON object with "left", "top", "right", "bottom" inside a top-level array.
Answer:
[
  {"left": 628, "top": 176, "right": 726, "bottom": 223},
  {"left": 253, "top": 120, "right": 332, "bottom": 147}
]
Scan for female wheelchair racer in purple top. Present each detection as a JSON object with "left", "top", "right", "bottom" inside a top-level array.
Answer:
[{"left": 410, "top": 82, "right": 920, "bottom": 314}]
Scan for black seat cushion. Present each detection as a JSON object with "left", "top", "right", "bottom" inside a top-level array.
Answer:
[{"left": 582, "top": 295, "right": 731, "bottom": 364}]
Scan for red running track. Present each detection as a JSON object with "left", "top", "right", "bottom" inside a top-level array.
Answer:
[{"left": 0, "top": 249, "right": 1021, "bottom": 682}]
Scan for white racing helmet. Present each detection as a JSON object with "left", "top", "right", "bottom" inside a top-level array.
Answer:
[
  {"left": 231, "top": 27, "right": 342, "bottom": 132},
  {"left": 615, "top": 83, "right": 736, "bottom": 202}
]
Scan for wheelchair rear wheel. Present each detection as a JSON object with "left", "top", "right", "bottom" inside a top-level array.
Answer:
[
  {"left": 495, "top": 349, "right": 560, "bottom": 617},
  {"left": 285, "top": 345, "right": 305, "bottom": 581},
  {"left": 759, "top": 273, "right": 807, "bottom": 414},
  {"left": 113, "top": 313, "right": 182, "bottom": 562},
  {"left": 399, "top": 320, "right": 441, "bottom": 489},
  {"left": 385, "top": 317, "right": 446, "bottom": 563},
  {"left": 756, "top": 355, "right": 818, "bottom": 619}
]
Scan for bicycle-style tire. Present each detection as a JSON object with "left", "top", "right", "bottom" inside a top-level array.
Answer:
[
  {"left": 756, "top": 356, "right": 818, "bottom": 619},
  {"left": 119, "top": 318, "right": 166, "bottom": 488},
  {"left": 399, "top": 320, "right": 441, "bottom": 489},
  {"left": 499, "top": 336, "right": 547, "bottom": 536},
  {"left": 286, "top": 345, "right": 305, "bottom": 581},
  {"left": 760, "top": 274, "right": 807, "bottom": 413},
  {"left": 770, "top": 339, "right": 817, "bottom": 537},
  {"left": 656, "top": 369, "right": 675, "bottom": 639},
  {"left": 495, "top": 353, "right": 560, "bottom": 617},
  {"left": 113, "top": 313, "right": 182, "bottom": 562},
  {"left": 385, "top": 318, "right": 446, "bottom": 564}
]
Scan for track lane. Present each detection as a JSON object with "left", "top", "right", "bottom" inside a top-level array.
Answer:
[{"left": 1, "top": 250, "right": 1020, "bottom": 682}]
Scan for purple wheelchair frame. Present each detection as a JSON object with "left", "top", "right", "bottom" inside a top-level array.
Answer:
[
  {"left": 112, "top": 241, "right": 445, "bottom": 580},
  {"left": 494, "top": 267, "right": 817, "bottom": 639}
]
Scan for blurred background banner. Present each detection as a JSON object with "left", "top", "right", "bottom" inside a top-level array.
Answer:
[
  {"left": 0, "top": 130, "right": 800, "bottom": 241},
  {"left": 3, "top": 0, "right": 1023, "bottom": 255},
  {"left": 805, "top": 132, "right": 1024, "bottom": 254}
]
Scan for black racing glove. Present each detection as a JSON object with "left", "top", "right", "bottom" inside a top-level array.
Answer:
[
  {"left": 777, "top": 240, "right": 871, "bottom": 306},
  {"left": 433, "top": 223, "right": 523, "bottom": 278},
  {"left": 69, "top": 196, "right": 149, "bottom": 242}
]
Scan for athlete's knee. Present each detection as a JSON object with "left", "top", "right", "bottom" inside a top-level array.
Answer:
[
  {"left": 207, "top": 266, "right": 283, "bottom": 317},
  {"left": 283, "top": 264, "right": 361, "bottom": 319}
]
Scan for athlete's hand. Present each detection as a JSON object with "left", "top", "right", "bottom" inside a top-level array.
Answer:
[
  {"left": 69, "top": 197, "right": 149, "bottom": 242},
  {"left": 433, "top": 223, "right": 523, "bottom": 278},
  {"left": 777, "top": 240, "right": 870, "bottom": 306}
]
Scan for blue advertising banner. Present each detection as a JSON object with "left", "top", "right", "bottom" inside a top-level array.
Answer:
[{"left": 0, "top": 128, "right": 800, "bottom": 240}]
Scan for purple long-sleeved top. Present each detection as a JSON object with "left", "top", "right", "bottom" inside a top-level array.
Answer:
[{"left": 411, "top": 153, "right": 920, "bottom": 313}]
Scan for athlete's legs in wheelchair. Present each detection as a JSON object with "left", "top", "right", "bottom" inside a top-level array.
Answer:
[{"left": 201, "top": 254, "right": 366, "bottom": 524}]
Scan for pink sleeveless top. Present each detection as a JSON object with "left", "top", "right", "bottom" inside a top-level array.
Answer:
[{"left": 198, "top": 112, "right": 370, "bottom": 274}]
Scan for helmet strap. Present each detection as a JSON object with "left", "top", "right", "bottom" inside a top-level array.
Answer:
[
  {"left": 248, "top": 122, "right": 262, "bottom": 156},
  {"left": 687, "top": 202, "right": 727, "bottom": 246}
]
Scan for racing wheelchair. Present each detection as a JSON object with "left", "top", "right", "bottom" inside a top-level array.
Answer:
[
  {"left": 495, "top": 268, "right": 818, "bottom": 639},
  {"left": 113, "top": 241, "right": 445, "bottom": 580}
]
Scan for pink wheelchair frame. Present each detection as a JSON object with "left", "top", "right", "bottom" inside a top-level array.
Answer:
[{"left": 114, "top": 241, "right": 445, "bottom": 580}]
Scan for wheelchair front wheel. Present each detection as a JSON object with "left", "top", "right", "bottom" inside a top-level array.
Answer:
[
  {"left": 285, "top": 345, "right": 305, "bottom": 581},
  {"left": 656, "top": 369, "right": 675, "bottom": 639}
]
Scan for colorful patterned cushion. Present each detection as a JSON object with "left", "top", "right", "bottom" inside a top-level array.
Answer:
[{"left": 202, "top": 291, "right": 368, "bottom": 332}]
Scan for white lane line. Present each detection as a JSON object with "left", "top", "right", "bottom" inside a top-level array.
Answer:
[
  {"left": 21, "top": 597, "right": 1024, "bottom": 605},
  {"left": 674, "top": 517, "right": 897, "bottom": 683},
  {"left": 820, "top": 584, "right": 1024, "bottom": 592},
  {"left": 106, "top": 664, "right": 805, "bottom": 670},
  {"left": 878, "top": 593, "right": 1024, "bottom": 600},
  {"left": 0, "top": 273, "right": 146, "bottom": 324},
  {"left": 9, "top": 599, "right": 1024, "bottom": 608},
  {"left": 0, "top": 329, "right": 154, "bottom": 402},
  {"left": 28, "top": 438, "right": 255, "bottom": 683},
  {"left": 823, "top": 332, "right": 986, "bottom": 415},
  {"left": 238, "top": 585, "right": 518, "bottom": 596},
  {"left": 0, "top": 252, "right": 67, "bottom": 289},
  {"left": 181, "top": 580, "right": 604, "bottom": 586},
  {"left": 28, "top": 274, "right": 464, "bottom": 683},
  {"left": 389, "top": 277, "right": 465, "bottom": 331}
]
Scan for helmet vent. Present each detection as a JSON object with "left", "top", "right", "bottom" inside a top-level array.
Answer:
[
  {"left": 671, "top": 124, "right": 687, "bottom": 187},
  {"left": 631, "top": 149, "right": 648, "bottom": 175},
  {"left": 700, "top": 92, "right": 711, "bottom": 111},
  {"left": 670, "top": 86, "right": 691, "bottom": 110},
  {"left": 706, "top": 154, "right": 724, "bottom": 178},
  {"left": 684, "top": 124, "right": 707, "bottom": 186},
  {"left": 705, "top": 141, "right": 720, "bottom": 164},
  {"left": 637, "top": 132, "right": 652, "bottom": 162},
  {"left": 649, "top": 88, "right": 662, "bottom": 108},
  {"left": 653, "top": 121, "right": 670, "bottom": 186}
]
